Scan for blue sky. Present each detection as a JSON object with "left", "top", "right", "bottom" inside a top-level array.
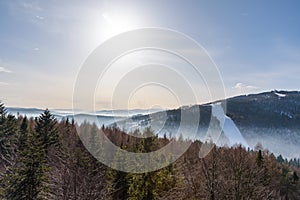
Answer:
[{"left": 0, "top": 0, "right": 299, "bottom": 109}]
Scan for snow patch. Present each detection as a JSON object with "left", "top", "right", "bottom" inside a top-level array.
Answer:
[
  {"left": 275, "top": 92, "right": 286, "bottom": 97},
  {"left": 211, "top": 103, "right": 249, "bottom": 148}
]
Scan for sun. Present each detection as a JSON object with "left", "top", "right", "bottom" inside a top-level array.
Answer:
[
  {"left": 83, "top": 10, "right": 141, "bottom": 49},
  {"left": 102, "top": 12, "right": 138, "bottom": 38}
]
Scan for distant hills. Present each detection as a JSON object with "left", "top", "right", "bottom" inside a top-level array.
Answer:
[
  {"left": 226, "top": 90, "right": 300, "bottom": 158},
  {"left": 226, "top": 90, "right": 300, "bottom": 128},
  {"left": 6, "top": 107, "right": 163, "bottom": 126},
  {"left": 111, "top": 90, "right": 300, "bottom": 158},
  {"left": 7, "top": 90, "right": 300, "bottom": 158}
]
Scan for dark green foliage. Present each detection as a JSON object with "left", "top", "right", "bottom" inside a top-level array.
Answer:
[
  {"left": 0, "top": 107, "right": 18, "bottom": 167},
  {"left": 106, "top": 145, "right": 130, "bottom": 200},
  {"left": 126, "top": 128, "right": 176, "bottom": 200},
  {"left": 0, "top": 103, "right": 6, "bottom": 116},
  {"left": 5, "top": 128, "right": 48, "bottom": 200},
  {"left": 277, "top": 154, "right": 284, "bottom": 163},
  {"left": 35, "top": 109, "right": 58, "bottom": 149},
  {"left": 293, "top": 171, "right": 299, "bottom": 182},
  {"left": 142, "top": 127, "right": 158, "bottom": 153},
  {"left": 5, "top": 109, "right": 59, "bottom": 199},
  {"left": 105, "top": 127, "right": 177, "bottom": 200},
  {"left": 256, "top": 150, "right": 263, "bottom": 167},
  {"left": 0, "top": 103, "right": 19, "bottom": 198},
  {"left": 0, "top": 116, "right": 17, "bottom": 166},
  {"left": 18, "top": 117, "right": 28, "bottom": 151}
]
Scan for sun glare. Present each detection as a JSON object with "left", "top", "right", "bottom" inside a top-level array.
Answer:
[{"left": 102, "top": 12, "right": 138, "bottom": 38}]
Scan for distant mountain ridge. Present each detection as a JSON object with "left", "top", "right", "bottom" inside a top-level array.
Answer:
[
  {"left": 225, "top": 90, "right": 300, "bottom": 158},
  {"left": 7, "top": 90, "right": 300, "bottom": 158},
  {"left": 226, "top": 90, "right": 300, "bottom": 128},
  {"left": 113, "top": 90, "right": 300, "bottom": 130},
  {"left": 111, "top": 90, "right": 300, "bottom": 158},
  {"left": 6, "top": 107, "right": 163, "bottom": 126}
]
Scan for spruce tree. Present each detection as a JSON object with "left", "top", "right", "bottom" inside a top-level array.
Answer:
[
  {"left": 35, "top": 109, "right": 58, "bottom": 150},
  {"left": 276, "top": 154, "right": 284, "bottom": 163},
  {"left": 18, "top": 116, "right": 28, "bottom": 151},
  {"left": 256, "top": 150, "right": 263, "bottom": 167},
  {"left": 6, "top": 127, "right": 48, "bottom": 200},
  {"left": 6, "top": 109, "right": 59, "bottom": 199},
  {"left": 293, "top": 171, "right": 299, "bottom": 182},
  {"left": 0, "top": 102, "right": 6, "bottom": 116},
  {"left": 0, "top": 103, "right": 18, "bottom": 166},
  {"left": 89, "top": 123, "right": 101, "bottom": 157},
  {"left": 0, "top": 103, "right": 18, "bottom": 198},
  {"left": 127, "top": 127, "right": 176, "bottom": 200},
  {"left": 106, "top": 144, "right": 129, "bottom": 200}
]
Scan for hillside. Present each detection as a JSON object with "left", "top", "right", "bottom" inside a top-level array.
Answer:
[
  {"left": 112, "top": 90, "right": 300, "bottom": 158},
  {"left": 6, "top": 91, "right": 300, "bottom": 158}
]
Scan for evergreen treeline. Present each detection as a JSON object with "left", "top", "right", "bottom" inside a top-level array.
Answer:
[{"left": 0, "top": 102, "right": 299, "bottom": 199}]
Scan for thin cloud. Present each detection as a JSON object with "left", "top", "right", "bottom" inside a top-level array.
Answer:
[
  {"left": 0, "top": 66, "right": 12, "bottom": 73},
  {"left": 22, "top": 2, "right": 42, "bottom": 11},
  {"left": 241, "top": 13, "right": 249, "bottom": 16},
  {"left": 33, "top": 47, "right": 40, "bottom": 51},
  {"left": 0, "top": 82, "right": 9, "bottom": 85},
  {"left": 233, "top": 82, "right": 259, "bottom": 90},
  {"left": 230, "top": 82, "right": 260, "bottom": 96},
  {"left": 36, "top": 15, "right": 44, "bottom": 20}
]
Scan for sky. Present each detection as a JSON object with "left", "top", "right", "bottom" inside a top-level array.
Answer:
[{"left": 0, "top": 0, "right": 299, "bottom": 109}]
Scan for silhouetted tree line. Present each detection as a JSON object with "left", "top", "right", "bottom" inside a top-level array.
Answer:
[{"left": 0, "top": 102, "right": 299, "bottom": 199}]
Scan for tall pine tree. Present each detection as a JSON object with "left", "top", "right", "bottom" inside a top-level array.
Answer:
[
  {"left": 6, "top": 109, "right": 59, "bottom": 199},
  {"left": 6, "top": 127, "right": 48, "bottom": 200},
  {"left": 35, "top": 109, "right": 58, "bottom": 150}
]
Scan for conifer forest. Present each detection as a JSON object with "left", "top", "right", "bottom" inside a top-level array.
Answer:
[{"left": 0, "top": 102, "right": 299, "bottom": 199}]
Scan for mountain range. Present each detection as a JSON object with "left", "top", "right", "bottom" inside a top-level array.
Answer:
[{"left": 7, "top": 90, "right": 300, "bottom": 159}]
